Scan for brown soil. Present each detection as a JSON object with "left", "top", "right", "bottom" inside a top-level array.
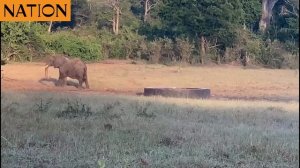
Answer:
[{"left": 1, "top": 61, "right": 299, "bottom": 102}]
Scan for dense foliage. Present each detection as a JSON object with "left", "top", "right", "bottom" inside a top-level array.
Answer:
[{"left": 1, "top": 0, "right": 299, "bottom": 68}]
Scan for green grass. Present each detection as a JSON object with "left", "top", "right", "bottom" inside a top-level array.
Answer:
[{"left": 1, "top": 91, "right": 299, "bottom": 168}]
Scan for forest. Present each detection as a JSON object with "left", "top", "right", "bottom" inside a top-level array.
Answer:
[{"left": 1, "top": 0, "right": 299, "bottom": 69}]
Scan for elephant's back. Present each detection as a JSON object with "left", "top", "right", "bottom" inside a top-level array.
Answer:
[
  {"left": 62, "top": 59, "right": 86, "bottom": 77},
  {"left": 71, "top": 59, "right": 86, "bottom": 69}
]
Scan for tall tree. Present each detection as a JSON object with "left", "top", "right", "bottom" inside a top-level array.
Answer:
[
  {"left": 267, "top": 0, "right": 299, "bottom": 44},
  {"left": 142, "top": 0, "right": 160, "bottom": 22},
  {"left": 259, "top": 0, "right": 279, "bottom": 32},
  {"left": 159, "top": 0, "right": 244, "bottom": 64},
  {"left": 240, "top": 0, "right": 261, "bottom": 31},
  {"left": 108, "top": 0, "right": 121, "bottom": 35}
]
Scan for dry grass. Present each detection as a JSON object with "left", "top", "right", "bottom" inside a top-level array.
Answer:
[
  {"left": 1, "top": 62, "right": 299, "bottom": 100},
  {"left": 1, "top": 91, "right": 299, "bottom": 167}
]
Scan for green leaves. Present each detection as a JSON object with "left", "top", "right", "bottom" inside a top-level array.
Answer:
[
  {"left": 1, "top": 22, "right": 30, "bottom": 45},
  {"left": 240, "top": 0, "right": 261, "bottom": 29},
  {"left": 42, "top": 31, "right": 102, "bottom": 61},
  {"left": 159, "top": 0, "right": 244, "bottom": 47}
]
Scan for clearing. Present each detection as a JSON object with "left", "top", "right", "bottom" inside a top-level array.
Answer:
[{"left": 1, "top": 61, "right": 299, "bottom": 101}]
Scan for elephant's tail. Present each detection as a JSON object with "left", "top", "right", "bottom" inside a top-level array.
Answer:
[{"left": 84, "top": 66, "right": 89, "bottom": 89}]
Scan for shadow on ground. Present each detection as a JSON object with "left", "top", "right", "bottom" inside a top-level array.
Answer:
[
  {"left": 39, "top": 78, "right": 79, "bottom": 88},
  {"left": 136, "top": 92, "right": 143, "bottom": 96}
]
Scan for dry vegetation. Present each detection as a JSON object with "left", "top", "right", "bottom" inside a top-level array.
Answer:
[
  {"left": 1, "top": 62, "right": 299, "bottom": 167},
  {"left": 1, "top": 91, "right": 299, "bottom": 167},
  {"left": 1, "top": 62, "right": 299, "bottom": 101}
]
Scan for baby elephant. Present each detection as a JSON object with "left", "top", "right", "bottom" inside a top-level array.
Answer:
[
  {"left": 45, "top": 54, "right": 70, "bottom": 78},
  {"left": 57, "top": 59, "right": 89, "bottom": 89}
]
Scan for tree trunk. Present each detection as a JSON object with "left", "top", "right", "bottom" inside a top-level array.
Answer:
[
  {"left": 115, "top": 7, "right": 120, "bottom": 35},
  {"left": 48, "top": 21, "right": 53, "bottom": 33},
  {"left": 86, "top": 0, "right": 91, "bottom": 11},
  {"left": 240, "top": 49, "right": 247, "bottom": 66},
  {"left": 112, "top": 13, "right": 116, "bottom": 34},
  {"left": 111, "top": 0, "right": 120, "bottom": 35},
  {"left": 200, "top": 36, "right": 205, "bottom": 64},
  {"left": 259, "top": 0, "right": 279, "bottom": 32},
  {"left": 217, "top": 55, "right": 221, "bottom": 64},
  {"left": 144, "top": 0, "right": 148, "bottom": 22}
]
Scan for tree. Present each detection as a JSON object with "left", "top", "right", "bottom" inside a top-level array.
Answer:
[
  {"left": 267, "top": 0, "right": 299, "bottom": 45},
  {"left": 259, "top": 0, "right": 279, "bottom": 33},
  {"left": 108, "top": 0, "right": 121, "bottom": 35},
  {"left": 159, "top": 0, "right": 244, "bottom": 64},
  {"left": 141, "top": 0, "right": 160, "bottom": 22},
  {"left": 47, "top": 0, "right": 90, "bottom": 32},
  {"left": 48, "top": 21, "right": 53, "bottom": 33},
  {"left": 240, "top": 0, "right": 261, "bottom": 31}
]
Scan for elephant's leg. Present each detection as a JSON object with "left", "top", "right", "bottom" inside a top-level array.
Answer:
[
  {"left": 61, "top": 77, "right": 67, "bottom": 87},
  {"left": 56, "top": 79, "right": 63, "bottom": 87},
  {"left": 57, "top": 71, "right": 65, "bottom": 87},
  {"left": 78, "top": 79, "right": 84, "bottom": 89},
  {"left": 85, "top": 79, "right": 90, "bottom": 89},
  {"left": 56, "top": 79, "right": 62, "bottom": 86},
  {"left": 83, "top": 71, "right": 89, "bottom": 89}
]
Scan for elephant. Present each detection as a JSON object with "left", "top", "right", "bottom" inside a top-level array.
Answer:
[
  {"left": 45, "top": 54, "right": 70, "bottom": 78},
  {"left": 56, "top": 58, "right": 89, "bottom": 89}
]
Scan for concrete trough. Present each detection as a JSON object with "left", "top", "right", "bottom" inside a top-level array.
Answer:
[{"left": 144, "top": 87, "right": 211, "bottom": 99}]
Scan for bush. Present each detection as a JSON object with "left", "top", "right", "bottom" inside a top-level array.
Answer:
[
  {"left": 98, "top": 27, "right": 144, "bottom": 60},
  {"left": 136, "top": 37, "right": 176, "bottom": 64},
  {"left": 1, "top": 22, "right": 46, "bottom": 61},
  {"left": 1, "top": 22, "right": 31, "bottom": 45},
  {"left": 97, "top": 29, "right": 127, "bottom": 59},
  {"left": 41, "top": 31, "right": 102, "bottom": 61},
  {"left": 259, "top": 40, "right": 297, "bottom": 69},
  {"left": 56, "top": 100, "right": 92, "bottom": 119},
  {"left": 231, "top": 29, "right": 297, "bottom": 68},
  {"left": 175, "top": 37, "right": 194, "bottom": 63},
  {"left": 147, "top": 39, "right": 162, "bottom": 63},
  {"left": 242, "top": 38, "right": 295, "bottom": 69},
  {"left": 135, "top": 37, "right": 196, "bottom": 65},
  {"left": 158, "top": 38, "right": 175, "bottom": 64}
]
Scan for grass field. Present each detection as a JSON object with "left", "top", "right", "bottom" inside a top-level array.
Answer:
[
  {"left": 1, "top": 91, "right": 299, "bottom": 167},
  {"left": 1, "top": 62, "right": 299, "bottom": 167}
]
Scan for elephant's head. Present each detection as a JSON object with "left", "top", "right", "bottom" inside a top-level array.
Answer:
[{"left": 46, "top": 55, "right": 70, "bottom": 68}]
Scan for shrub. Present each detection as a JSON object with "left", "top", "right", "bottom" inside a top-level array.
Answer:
[
  {"left": 231, "top": 28, "right": 296, "bottom": 68},
  {"left": 174, "top": 38, "right": 194, "bottom": 63},
  {"left": 1, "top": 22, "right": 46, "bottom": 61},
  {"left": 41, "top": 31, "right": 102, "bottom": 61},
  {"left": 148, "top": 39, "right": 162, "bottom": 63},
  {"left": 1, "top": 22, "right": 31, "bottom": 45},
  {"left": 136, "top": 37, "right": 176, "bottom": 64},
  {"left": 56, "top": 100, "right": 92, "bottom": 119},
  {"left": 98, "top": 28, "right": 144, "bottom": 60},
  {"left": 259, "top": 40, "right": 296, "bottom": 69},
  {"left": 160, "top": 38, "right": 175, "bottom": 63},
  {"left": 97, "top": 29, "right": 126, "bottom": 59}
]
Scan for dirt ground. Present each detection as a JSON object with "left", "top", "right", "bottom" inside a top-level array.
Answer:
[{"left": 1, "top": 60, "right": 299, "bottom": 101}]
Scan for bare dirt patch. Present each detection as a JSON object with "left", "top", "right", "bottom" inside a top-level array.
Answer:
[{"left": 1, "top": 61, "right": 299, "bottom": 101}]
